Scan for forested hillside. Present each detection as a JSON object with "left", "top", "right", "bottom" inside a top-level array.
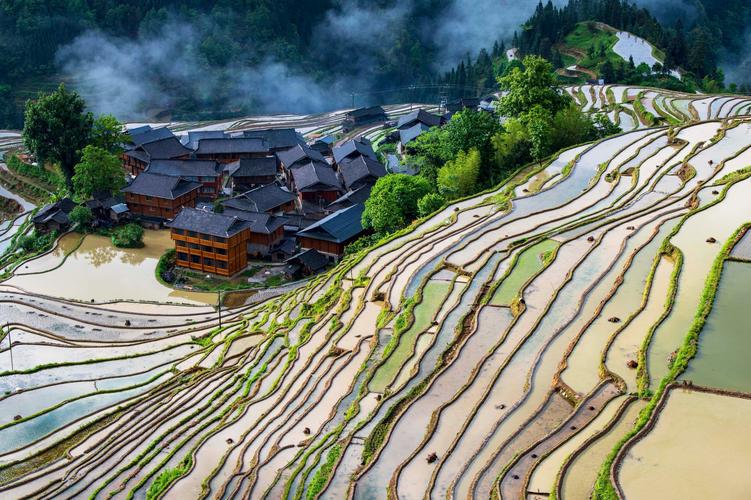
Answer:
[
  {"left": 442, "top": 0, "right": 751, "bottom": 99},
  {"left": 0, "top": 0, "right": 750, "bottom": 128}
]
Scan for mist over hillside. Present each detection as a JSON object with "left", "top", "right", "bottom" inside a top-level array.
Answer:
[{"left": 0, "top": 0, "right": 749, "bottom": 126}]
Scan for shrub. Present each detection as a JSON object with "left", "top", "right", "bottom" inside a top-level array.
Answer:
[
  {"left": 69, "top": 205, "right": 93, "bottom": 228},
  {"left": 417, "top": 192, "right": 445, "bottom": 217},
  {"left": 111, "top": 223, "right": 144, "bottom": 248}
]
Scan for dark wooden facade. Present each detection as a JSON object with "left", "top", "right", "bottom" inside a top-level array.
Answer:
[
  {"left": 172, "top": 228, "right": 250, "bottom": 277},
  {"left": 247, "top": 227, "right": 285, "bottom": 257},
  {"left": 299, "top": 189, "right": 341, "bottom": 204},
  {"left": 194, "top": 152, "right": 268, "bottom": 164},
  {"left": 298, "top": 236, "right": 345, "bottom": 256},
  {"left": 122, "top": 153, "right": 148, "bottom": 176},
  {"left": 124, "top": 190, "right": 197, "bottom": 219}
]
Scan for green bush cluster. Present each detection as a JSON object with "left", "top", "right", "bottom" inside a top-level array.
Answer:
[{"left": 111, "top": 223, "right": 144, "bottom": 248}]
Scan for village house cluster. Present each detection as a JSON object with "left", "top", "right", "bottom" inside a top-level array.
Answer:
[
  {"left": 117, "top": 105, "right": 450, "bottom": 278},
  {"left": 32, "top": 104, "right": 462, "bottom": 279}
]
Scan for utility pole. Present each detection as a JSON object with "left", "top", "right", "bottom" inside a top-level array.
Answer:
[
  {"left": 5, "top": 323, "right": 12, "bottom": 372},
  {"left": 217, "top": 291, "right": 222, "bottom": 328}
]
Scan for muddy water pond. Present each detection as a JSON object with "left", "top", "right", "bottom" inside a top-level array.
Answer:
[
  {"left": 618, "top": 389, "right": 751, "bottom": 499},
  {"left": 8, "top": 231, "right": 215, "bottom": 304},
  {"left": 683, "top": 261, "right": 751, "bottom": 392}
]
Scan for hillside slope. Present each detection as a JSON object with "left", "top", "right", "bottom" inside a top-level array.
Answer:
[{"left": 1, "top": 89, "right": 751, "bottom": 498}]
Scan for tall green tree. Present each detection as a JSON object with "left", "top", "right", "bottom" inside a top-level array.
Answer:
[
  {"left": 23, "top": 84, "right": 93, "bottom": 186},
  {"left": 91, "top": 114, "right": 127, "bottom": 154},
  {"left": 498, "top": 55, "right": 570, "bottom": 118},
  {"left": 72, "top": 145, "right": 125, "bottom": 199},
  {"left": 437, "top": 148, "right": 481, "bottom": 200},
  {"left": 524, "top": 106, "right": 553, "bottom": 165},
  {"left": 362, "top": 174, "right": 431, "bottom": 234}
]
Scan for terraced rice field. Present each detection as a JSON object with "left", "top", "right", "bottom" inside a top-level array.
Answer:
[{"left": 1, "top": 88, "right": 751, "bottom": 499}]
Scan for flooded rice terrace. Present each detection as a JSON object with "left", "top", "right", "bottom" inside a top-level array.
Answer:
[
  {"left": 7, "top": 230, "right": 215, "bottom": 304},
  {"left": 1, "top": 88, "right": 751, "bottom": 499}
]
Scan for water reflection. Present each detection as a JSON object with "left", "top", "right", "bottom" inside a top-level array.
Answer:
[{"left": 9, "top": 230, "right": 215, "bottom": 304}]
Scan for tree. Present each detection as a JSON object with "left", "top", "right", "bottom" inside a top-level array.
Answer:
[
  {"left": 498, "top": 55, "right": 570, "bottom": 118},
  {"left": 22, "top": 84, "right": 93, "bottom": 186},
  {"left": 362, "top": 174, "right": 431, "bottom": 234},
  {"left": 72, "top": 145, "right": 125, "bottom": 199},
  {"left": 524, "top": 106, "right": 553, "bottom": 165},
  {"left": 592, "top": 113, "right": 622, "bottom": 138},
  {"left": 69, "top": 205, "right": 93, "bottom": 227},
  {"left": 437, "top": 149, "right": 481, "bottom": 200},
  {"left": 111, "top": 223, "right": 144, "bottom": 248},
  {"left": 417, "top": 192, "right": 446, "bottom": 217},
  {"left": 441, "top": 110, "right": 502, "bottom": 166},
  {"left": 550, "top": 105, "right": 597, "bottom": 151},
  {"left": 91, "top": 114, "right": 127, "bottom": 153},
  {"left": 492, "top": 119, "right": 531, "bottom": 181}
]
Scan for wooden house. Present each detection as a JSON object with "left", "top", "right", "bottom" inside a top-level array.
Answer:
[
  {"left": 297, "top": 203, "right": 365, "bottom": 257},
  {"left": 342, "top": 106, "right": 387, "bottom": 132},
  {"left": 221, "top": 183, "right": 297, "bottom": 215},
  {"left": 192, "top": 138, "right": 271, "bottom": 164},
  {"left": 169, "top": 207, "right": 251, "bottom": 277},
  {"left": 32, "top": 198, "right": 76, "bottom": 233},
  {"left": 122, "top": 172, "right": 201, "bottom": 220},
  {"left": 227, "top": 157, "right": 279, "bottom": 191},
  {"left": 146, "top": 159, "right": 224, "bottom": 199}
]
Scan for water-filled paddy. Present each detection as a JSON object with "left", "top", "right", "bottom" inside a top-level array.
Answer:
[
  {"left": 683, "top": 261, "right": 751, "bottom": 392},
  {"left": 8, "top": 231, "right": 215, "bottom": 304},
  {"left": 618, "top": 389, "right": 751, "bottom": 499}
]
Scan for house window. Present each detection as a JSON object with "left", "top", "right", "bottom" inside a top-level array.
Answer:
[
  {"left": 217, "top": 261, "right": 227, "bottom": 269},
  {"left": 188, "top": 231, "right": 197, "bottom": 237},
  {"left": 176, "top": 240, "right": 186, "bottom": 247},
  {"left": 177, "top": 252, "right": 188, "bottom": 261},
  {"left": 173, "top": 229, "right": 185, "bottom": 235},
  {"left": 145, "top": 196, "right": 152, "bottom": 201},
  {"left": 204, "top": 258, "right": 214, "bottom": 267},
  {"left": 202, "top": 245, "right": 213, "bottom": 252},
  {"left": 191, "top": 255, "right": 200, "bottom": 264},
  {"left": 216, "top": 248, "right": 226, "bottom": 255},
  {"left": 215, "top": 236, "right": 226, "bottom": 243}
]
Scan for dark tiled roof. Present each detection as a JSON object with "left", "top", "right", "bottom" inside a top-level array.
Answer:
[
  {"left": 333, "top": 139, "right": 377, "bottom": 164},
  {"left": 291, "top": 162, "right": 342, "bottom": 192},
  {"left": 129, "top": 126, "right": 174, "bottom": 146},
  {"left": 286, "top": 248, "right": 329, "bottom": 272},
  {"left": 33, "top": 197, "right": 76, "bottom": 224},
  {"left": 298, "top": 203, "right": 365, "bottom": 243},
  {"left": 399, "top": 122, "right": 431, "bottom": 145},
  {"left": 397, "top": 109, "right": 442, "bottom": 129},
  {"left": 347, "top": 106, "right": 386, "bottom": 119},
  {"left": 168, "top": 207, "right": 249, "bottom": 238},
  {"left": 338, "top": 155, "right": 386, "bottom": 189},
  {"left": 222, "top": 183, "right": 296, "bottom": 213},
  {"left": 140, "top": 137, "right": 192, "bottom": 159},
  {"left": 276, "top": 144, "right": 325, "bottom": 169},
  {"left": 243, "top": 128, "right": 304, "bottom": 150},
  {"left": 194, "top": 138, "right": 270, "bottom": 155},
  {"left": 182, "top": 130, "right": 226, "bottom": 149},
  {"left": 228, "top": 157, "right": 278, "bottom": 178},
  {"left": 122, "top": 172, "right": 201, "bottom": 199},
  {"left": 222, "top": 208, "right": 286, "bottom": 234},
  {"left": 328, "top": 184, "right": 372, "bottom": 210},
  {"left": 147, "top": 159, "right": 222, "bottom": 178},
  {"left": 312, "top": 135, "right": 335, "bottom": 146}
]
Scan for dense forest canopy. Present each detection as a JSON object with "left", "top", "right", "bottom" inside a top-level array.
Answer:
[
  {"left": 0, "top": 0, "right": 750, "bottom": 128},
  {"left": 441, "top": 0, "right": 751, "bottom": 97}
]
